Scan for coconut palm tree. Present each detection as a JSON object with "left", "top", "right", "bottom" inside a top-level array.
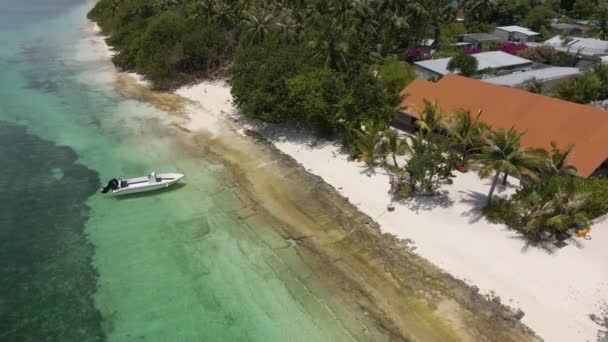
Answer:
[
  {"left": 476, "top": 127, "right": 541, "bottom": 205},
  {"left": 544, "top": 180, "right": 590, "bottom": 231},
  {"left": 462, "top": 0, "right": 497, "bottom": 23},
  {"left": 382, "top": 129, "right": 409, "bottom": 167},
  {"left": 273, "top": 9, "right": 301, "bottom": 43},
  {"left": 517, "top": 180, "right": 589, "bottom": 237},
  {"left": 536, "top": 141, "right": 578, "bottom": 177},
  {"left": 423, "top": 0, "right": 456, "bottom": 40},
  {"left": 308, "top": 22, "right": 351, "bottom": 70},
  {"left": 211, "top": 1, "right": 237, "bottom": 27},
  {"left": 414, "top": 99, "right": 449, "bottom": 135},
  {"left": 109, "top": 0, "right": 121, "bottom": 16},
  {"left": 354, "top": 126, "right": 383, "bottom": 166},
  {"left": 449, "top": 110, "right": 489, "bottom": 166},
  {"left": 378, "top": 0, "right": 411, "bottom": 16},
  {"left": 241, "top": 9, "right": 276, "bottom": 45}
]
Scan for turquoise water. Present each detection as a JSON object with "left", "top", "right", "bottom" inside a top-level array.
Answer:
[{"left": 0, "top": 2, "right": 386, "bottom": 341}]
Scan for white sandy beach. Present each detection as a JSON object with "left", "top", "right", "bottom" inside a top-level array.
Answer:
[{"left": 175, "top": 81, "right": 608, "bottom": 342}]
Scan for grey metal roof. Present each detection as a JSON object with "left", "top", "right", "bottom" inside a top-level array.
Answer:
[
  {"left": 544, "top": 35, "right": 608, "bottom": 57},
  {"left": 462, "top": 33, "right": 501, "bottom": 42},
  {"left": 481, "top": 67, "right": 581, "bottom": 86},
  {"left": 495, "top": 26, "right": 539, "bottom": 36},
  {"left": 414, "top": 51, "right": 532, "bottom": 76}
]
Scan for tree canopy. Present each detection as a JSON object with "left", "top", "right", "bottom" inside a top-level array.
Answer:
[{"left": 447, "top": 53, "right": 479, "bottom": 76}]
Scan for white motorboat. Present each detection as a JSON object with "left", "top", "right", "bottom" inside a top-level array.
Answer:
[{"left": 101, "top": 172, "right": 184, "bottom": 196}]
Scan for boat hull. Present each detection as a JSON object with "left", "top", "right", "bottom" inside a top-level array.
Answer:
[{"left": 111, "top": 173, "right": 184, "bottom": 196}]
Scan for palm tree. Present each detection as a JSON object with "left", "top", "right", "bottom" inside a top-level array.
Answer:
[
  {"left": 423, "top": 0, "right": 456, "bottom": 40},
  {"left": 378, "top": 0, "right": 411, "bottom": 16},
  {"left": 462, "top": 0, "right": 497, "bottom": 23},
  {"left": 476, "top": 127, "right": 541, "bottom": 205},
  {"left": 184, "top": 0, "right": 216, "bottom": 21},
  {"left": 414, "top": 100, "right": 449, "bottom": 135},
  {"left": 212, "top": 1, "right": 237, "bottom": 27},
  {"left": 382, "top": 129, "right": 408, "bottom": 167},
  {"left": 273, "top": 9, "right": 301, "bottom": 43},
  {"left": 109, "top": 0, "right": 121, "bottom": 16},
  {"left": 449, "top": 110, "right": 489, "bottom": 165},
  {"left": 595, "top": 0, "right": 608, "bottom": 40},
  {"left": 546, "top": 181, "right": 589, "bottom": 230},
  {"left": 519, "top": 180, "right": 589, "bottom": 237},
  {"left": 308, "top": 22, "right": 351, "bottom": 70},
  {"left": 536, "top": 141, "right": 578, "bottom": 177},
  {"left": 348, "top": 0, "right": 379, "bottom": 37},
  {"left": 241, "top": 10, "right": 276, "bottom": 45},
  {"left": 354, "top": 127, "right": 383, "bottom": 166}
]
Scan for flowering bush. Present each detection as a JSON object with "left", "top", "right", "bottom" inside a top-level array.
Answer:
[
  {"left": 499, "top": 42, "right": 528, "bottom": 55},
  {"left": 463, "top": 47, "right": 481, "bottom": 54},
  {"left": 403, "top": 47, "right": 430, "bottom": 62},
  {"left": 517, "top": 46, "right": 577, "bottom": 67},
  {"left": 404, "top": 47, "right": 422, "bottom": 62}
]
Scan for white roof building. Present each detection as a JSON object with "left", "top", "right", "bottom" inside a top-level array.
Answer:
[
  {"left": 481, "top": 67, "right": 581, "bottom": 87},
  {"left": 493, "top": 26, "right": 539, "bottom": 42},
  {"left": 544, "top": 35, "right": 608, "bottom": 57},
  {"left": 414, "top": 51, "right": 533, "bottom": 79},
  {"left": 496, "top": 26, "right": 539, "bottom": 36}
]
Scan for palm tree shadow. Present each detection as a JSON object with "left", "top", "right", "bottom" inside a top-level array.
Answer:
[
  {"left": 405, "top": 191, "right": 454, "bottom": 212},
  {"left": 359, "top": 165, "right": 377, "bottom": 177},
  {"left": 112, "top": 182, "right": 187, "bottom": 200},
  {"left": 507, "top": 234, "right": 559, "bottom": 254},
  {"left": 459, "top": 190, "right": 488, "bottom": 223}
]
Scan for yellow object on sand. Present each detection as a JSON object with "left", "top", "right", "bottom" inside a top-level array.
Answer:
[{"left": 576, "top": 228, "right": 590, "bottom": 237}]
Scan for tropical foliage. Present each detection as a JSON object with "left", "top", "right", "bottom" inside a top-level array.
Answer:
[
  {"left": 449, "top": 110, "right": 489, "bottom": 165},
  {"left": 517, "top": 46, "right": 576, "bottom": 67},
  {"left": 353, "top": 126, "right": 385, "bottom": 167},
  {"left": 523, "top": 78, "right": 544, "bottom": 94},
  {"left": 447, "top": 53, "right": 479, "bottom": 77},
  {"left": 405, "top": 132, "right": 458, "bottom": 195},
  {"left": 555, "top": 72, "right": 602, "bottom": 104},
  {"left": 414, "top": 100, "right": 450, "bottom": 134},
  {"left": 475, "top": 128, "right": 541, "bottom": 204},
  {"left": 89, "top": 0, "right": 450, "bottom": 91}
]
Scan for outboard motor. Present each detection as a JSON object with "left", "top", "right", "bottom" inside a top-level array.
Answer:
[{"left": 101, "top": 178, "right": 119, "bottom": 193}]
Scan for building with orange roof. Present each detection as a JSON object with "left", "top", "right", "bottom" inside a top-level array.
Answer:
[{"left": 397, "top": 74, "right": 608, "bottom": 177}]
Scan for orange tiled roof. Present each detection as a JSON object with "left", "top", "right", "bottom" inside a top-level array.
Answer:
[{"left": 399, "top": 74, "right": 608, "bottom": 177}]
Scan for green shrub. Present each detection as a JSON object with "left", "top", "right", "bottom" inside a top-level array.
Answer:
[
  {"left": 397, "top": 183, "right": 413, "bottom": 199},
  {"left": 519, "top": 175, "right": 608, "bottom": 219},
  {"left": 377, "top": 60, "right": 416, "bottom": 98},
  {"left": 482, "top": 199, "right": 515, "bottom": 224},
  {"left": 229, "top": 42, "right": 315, "bottom": 122}
]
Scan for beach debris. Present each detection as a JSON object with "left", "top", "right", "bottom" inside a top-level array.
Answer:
[
  {"left": 590, "top": 305, "right": 608, "bottom": 342},
  {"left": 512, "top": 309, "right": 525, "bottom": 321}
]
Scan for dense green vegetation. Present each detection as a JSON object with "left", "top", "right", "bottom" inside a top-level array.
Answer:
[
  {"left": 447, "top": 53, "right": 478, "bottom": 76},
  {"left": 555, "top": 64, "right": 608, "bottom": 103},
  {"left": 89, "top": 1, "right": 236, "bottom": 89},
  {"left": 89, "top": 0, "right": 436, "bottom": 135}
]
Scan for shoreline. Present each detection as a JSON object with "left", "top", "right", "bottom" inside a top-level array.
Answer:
[
  {"left": 84, "top": 23, "right": 538, "bottom": 341},
  {"left": 174, "top": 80, "right": 608, "bottom": 342},
  {"left": 87, "top": 20, "right": 603, "bottom": 341}
]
